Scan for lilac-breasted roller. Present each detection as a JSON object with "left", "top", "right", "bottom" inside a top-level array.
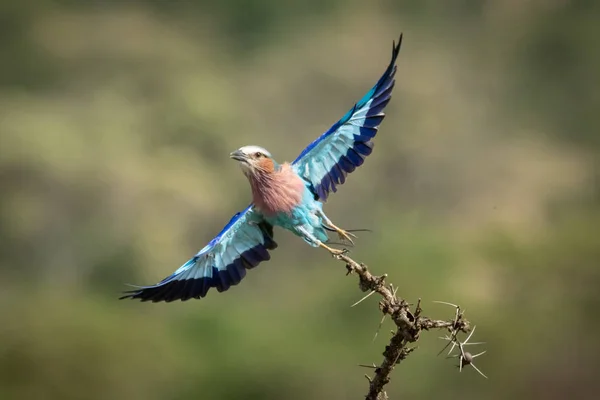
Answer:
[{"left": 121, "top": 35, "right": 402, "bottom": 302}]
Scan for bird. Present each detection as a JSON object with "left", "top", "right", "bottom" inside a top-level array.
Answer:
[{"left": 120, "top": 34, "right": 403, "bottom": 302}]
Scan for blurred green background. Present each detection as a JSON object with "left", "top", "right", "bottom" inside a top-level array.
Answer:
[{"left": 1, "top": 1, "right": 599, "bottom": 399}]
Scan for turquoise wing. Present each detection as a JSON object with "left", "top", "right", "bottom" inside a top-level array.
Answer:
[
  {"left": 292, "top": 35, "right": 402, "bottom": 201},
  {"left": 120, "top": 205, "right": 277, "bottom": 302}
]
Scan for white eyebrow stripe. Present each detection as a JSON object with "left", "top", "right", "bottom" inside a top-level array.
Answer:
[{"left": 238, "top": 145, "right": 272, "bottom": 157}]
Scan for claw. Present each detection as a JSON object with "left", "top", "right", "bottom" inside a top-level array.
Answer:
[
  {"left": 337, "top": 228, "right": 356, "bottom": 245},
  {"left": 329, "top": 247, "right": 348, "bottom": 256},
  {"left": 319, "top": 242, "right": 348, "bottom": 256},
  {"left": 318, "top": 211, "right": 359, "bottom": 246},
  {"left": 324, "top": 223, "right": 356, "bottom": 245}
]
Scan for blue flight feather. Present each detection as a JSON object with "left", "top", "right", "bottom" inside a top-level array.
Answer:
[
  {"left": 120, "top": 205, "right": 277, "bottom": 302},
  {"left": 292, "top": 34, "right": 402, "bottom": 201}
]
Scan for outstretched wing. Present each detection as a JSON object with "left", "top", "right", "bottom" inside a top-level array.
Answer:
[
  {"left": 120, "top": 205, "right": 277, "bottom": 302},
  {"left": 292, "top": 35, "right": 402, "bottom": 201}
]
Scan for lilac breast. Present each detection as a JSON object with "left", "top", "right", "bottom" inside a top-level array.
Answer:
[{"left": 250, "top": 164, "right": 305, "bottom": 216}]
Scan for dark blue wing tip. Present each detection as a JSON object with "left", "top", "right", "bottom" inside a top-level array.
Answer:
[
  {"left": 394, "top": 33, "right": 403, "bottom": 56},
  {"left": 311, "top": 34, "right": 403, "bottom": 202},
  {"left": 119, "top": 228, "right": 278, "bottom": 303},
  {"left": 346, "top": 33, "right": 403, "bottom": 117},
  {"left": 374, "top": 33, "right": 403, "bottom": 92},
  {"left": 391, "top": 33, "right": 403, "bottom": 67},
  {"left": 292, "top": 34, "right": 404, "bottom": 165}
]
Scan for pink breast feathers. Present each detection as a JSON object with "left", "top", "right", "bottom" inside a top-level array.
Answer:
[{"left": 249, "top": 162, "right": 305, "bottom": 216}]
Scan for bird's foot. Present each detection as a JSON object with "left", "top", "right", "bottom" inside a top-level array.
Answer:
[
  {"left": 325, "top": 222, "right": 356, "bottom": 245},
  {"left": 318, "top": 211, "right": 358, "bottom": 246},
  {"left": 336, "top": 228, "right": 357, "bottom": 246},
  {"left": 319, "top": 242, "right": 349, "bottom": 256}
]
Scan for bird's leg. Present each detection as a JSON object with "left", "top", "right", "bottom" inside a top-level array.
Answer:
[
  {"left": 318, "top": 242, "right": 348, "bottom": 256},
  {"left": 297, "top": 225, "right": 347, "bottom": 256},
  {"left": 318, "top": 211, "right": 357, "bottom": 245}
]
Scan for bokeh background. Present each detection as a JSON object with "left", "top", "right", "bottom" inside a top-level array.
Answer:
[{"left": 1, "top": 1, "right": 599, "bottom": 399}]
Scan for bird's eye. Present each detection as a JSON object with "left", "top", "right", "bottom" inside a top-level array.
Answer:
[{"left": 254, "top": 152, "right": 263, "bottom": 158}]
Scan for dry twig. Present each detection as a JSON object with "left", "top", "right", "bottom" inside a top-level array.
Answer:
[{"left": 333, "top": 252, "right": 480, "bottom": 400}]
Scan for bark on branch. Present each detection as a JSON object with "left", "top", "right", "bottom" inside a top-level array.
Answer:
[{"left": 334, "top": 253, "right": 472, "bottom": 400}]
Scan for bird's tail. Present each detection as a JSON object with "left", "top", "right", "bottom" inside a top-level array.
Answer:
[{"left": 321, "top": 226, "right": 373, "bottom": 234}]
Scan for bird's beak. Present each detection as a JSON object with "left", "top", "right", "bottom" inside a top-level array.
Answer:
[{"left": 230, "top": 150, "right": 248, "bottom": 163}]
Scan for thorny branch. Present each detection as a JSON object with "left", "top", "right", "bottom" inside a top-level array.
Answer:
[{"left": 333, "top": 252, "right": 484, "bottom": 400}]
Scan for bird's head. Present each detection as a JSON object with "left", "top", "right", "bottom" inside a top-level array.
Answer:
[{"left": 230, "top": 145, "right": 276, "bottom": 177}]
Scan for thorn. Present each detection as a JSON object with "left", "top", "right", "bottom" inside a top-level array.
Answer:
[
  {"left": 447, "top": 342, "right": 458, "bottom": 356},
  {"left": 448, "top": 339, "right": 456, "bottom": 355},
  {"left": 471, "top": 350, "right": 487, "bottom": 358},
  {"left": 373, "top": 314, "right": 387, "bottom": 342},
  {"left": 433, "top": 300, "right": 459, "bottom": 308},
  {"left": 437, "top": 334, "right": 458, "bottom": 356},
  {"left": 463, "top": 326, "right": 477, "bottom": 344},
  {"left": 351, "top": 290, "right": 376, "bottom": 308},
  {"left": 358, "top": 363, "right": 378, "bottom": 369},
  {"left": 377, "top": 273, "right": 388, "bottom": 285},
  {"left": 447, "top": 325, "right": 488, "bottom": 379},
  {"left": 364, "top": 374, "right": 372, "bottom": 383},
  {"left": 392, "top": 351, "right": 403, "bottom": 365},
  {"left": 470, "top": 363, "right": 489, "bottom": 379}
]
